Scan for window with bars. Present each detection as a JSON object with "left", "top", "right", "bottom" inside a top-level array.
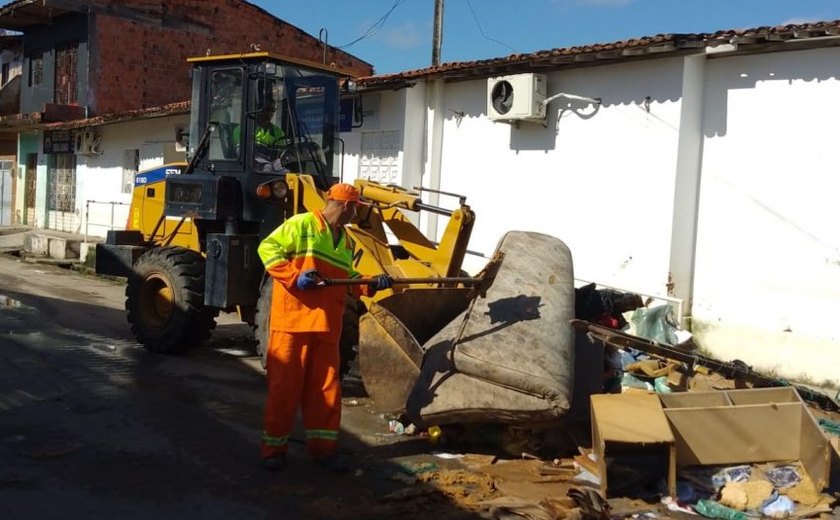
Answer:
[
  {"left": 49, "top": 154, "right": 76, "bottom": 212},
  {"left": 55, "top": 42, "right": 78, "bottom": 105},
  {"left": 29, "top": 50, "right": 43, "bottom": 87},
  {"left": 122, "top": 149, "right": 139, "bottom": 194}
]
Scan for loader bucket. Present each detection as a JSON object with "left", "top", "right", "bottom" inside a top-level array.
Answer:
[{"left": 358, "top": 288, "right": 472, "bottom": 414}]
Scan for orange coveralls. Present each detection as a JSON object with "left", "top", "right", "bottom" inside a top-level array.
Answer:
[{"left": 257, "top": 210, "right": 368, "bottom": 459}]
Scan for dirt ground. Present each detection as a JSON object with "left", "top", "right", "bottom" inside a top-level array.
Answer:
[{"left": 1, "top": 251, "right": 838, "bottom": 520}]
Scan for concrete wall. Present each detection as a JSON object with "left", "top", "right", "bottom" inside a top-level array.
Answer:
[
  {"left": 74, "top": 114, "right": 188, "bottom": 239},
  {"left": 347, "top": 46, "right": 840, "bottom": 385},
  {"left": 691, "top": 47, "right": 840, "bottom": 384}
]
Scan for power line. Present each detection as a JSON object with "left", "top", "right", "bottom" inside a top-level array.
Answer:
[
  {"left": 338, "top": 0, "right": 409, "bottom": 49},
  {"left": 464, "top": 0, "right": 517, "bottom": 53}
]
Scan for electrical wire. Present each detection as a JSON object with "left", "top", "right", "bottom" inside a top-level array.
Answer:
[
  {"left": 338, "top": 0, "right": 409, "bottom": 49},
  {"left": 464, "top": 0, "right": 517, "bottom": 53}
]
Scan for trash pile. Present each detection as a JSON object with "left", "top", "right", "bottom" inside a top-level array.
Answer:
[
  {"left": 664, "top": 463, "right": 836, "bottom": 519},
  {"left": 350, "top": 283, "right": 840, "bottom": 520}
]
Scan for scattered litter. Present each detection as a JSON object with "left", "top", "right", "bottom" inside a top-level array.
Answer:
[
  {"left": 719, "top": 480, "right": 774, "bottom": 511},
  {"left": 90, "top": 343, "right": 116, "bottom": 352},
  {"left": 653, "top": 376, "right": 672, "bottom": 394},
  {"left": 711, "top": 465, "right": 751, "bottom": 490},
  {"left": 387, "top": 420, "right": 405, "bottom": 434},
  {"left": 764, "top": 465, "right": 801, "bottom": 489},
  {"left": 479, "top": 496, "right": 565, "bottom": 520},
  {"left": 621, "top": 373, "right": 654, "bottom": 391},
  {"left": 396, "top": 461, "right": 438, "bottom": 475},
  {"left": 432, "top": 451, "right": 464, "bottom": 460},
  {"left": 344, "top": 399, "right": 360, "bottom": 406},
  {"left": 661, "top": 496, "right": 693, "bottom": 514},
  {"left": 694, "top": 499, "right": 750, "bottom": 520},
  {"left": 817, "top": 417, "right": 840, "bottom": 436},
  {"left": 761, "top": 495, "right": 795, "bottom": 518},
  {"left": 571, "top": 467, "right": 601, "bottom": 487},
  {"left": 631, "top": 304, "right": 679, "bottom": 345},
  {"left": 675, "top": 480, "right": 702, "bottom": 503}
]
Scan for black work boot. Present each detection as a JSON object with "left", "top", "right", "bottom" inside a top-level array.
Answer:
[{"left": 262, "top": 454, "right": 286, "bottom": 471}]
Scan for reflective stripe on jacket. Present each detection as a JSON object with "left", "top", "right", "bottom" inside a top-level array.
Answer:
[{"left": 258, "top": 210, "right": 365, "bottom": 332}]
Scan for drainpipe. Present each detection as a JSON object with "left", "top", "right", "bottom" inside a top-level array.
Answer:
[
  {"left": 668, "top": 54, "right": 706, "bottom": 329},
  {"left": 424, "top": 79, "right": 445, "bottom": 239}
]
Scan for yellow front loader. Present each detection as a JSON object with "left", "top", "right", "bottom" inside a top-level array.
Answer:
[
  {"left": 96, "top": 52, "right": 578, "bottom": 427},
  {"left": 95, "top": 52, "right": 476, "bottom": 379}
]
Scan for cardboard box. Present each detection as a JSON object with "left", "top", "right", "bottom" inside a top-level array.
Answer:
[
  {"left": 590, "top": 387, "right": 832, "bottom": 497},
  {"left": 660, "top": 387, "right": 831, "bottom": 491},
  {"left": 590, "top": 393, "right": 677, "bottom": 497}
]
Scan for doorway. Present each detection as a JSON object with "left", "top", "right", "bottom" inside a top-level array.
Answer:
[
  {"left": 48, "top": 153, "right": 76, "bottom": 231},
  {"left": 0, "top": 158, "right": 12, "bottom": 226},
  {"left": 24, "top": 153, "right": 36, "bottom": 225}
]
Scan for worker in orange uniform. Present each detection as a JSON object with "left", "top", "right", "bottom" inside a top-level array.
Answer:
[{"left": 257, "top": 183, "right": 392, "bottom": 472}]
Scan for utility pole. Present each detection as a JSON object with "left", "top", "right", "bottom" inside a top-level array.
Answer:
[{"left": 432, "top": 0, "right": 444, "bottom": 66}]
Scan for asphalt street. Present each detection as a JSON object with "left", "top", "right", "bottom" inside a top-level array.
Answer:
[{"left": 0, "top": 253, "right": 481, "bottom": 519}]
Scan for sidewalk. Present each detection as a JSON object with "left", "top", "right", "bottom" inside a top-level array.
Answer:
[{"left": 0, "top": 225, "right": 100, "bottom": 261}]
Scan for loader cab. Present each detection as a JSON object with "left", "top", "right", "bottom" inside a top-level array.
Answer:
[{"left": 185, "top": 53, "right": 344, "bottom": 193}]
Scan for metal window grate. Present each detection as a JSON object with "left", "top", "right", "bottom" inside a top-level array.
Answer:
[{"left": 49, "top": 154, "right": 76, "bottom": 212}]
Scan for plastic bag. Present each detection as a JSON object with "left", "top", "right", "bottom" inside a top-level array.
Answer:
[{"left": 631, "top": 304, "right": 679, "bottom": 345}]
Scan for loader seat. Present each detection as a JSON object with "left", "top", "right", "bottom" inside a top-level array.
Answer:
[{"left": 209, "top": 108, "right": 236, "bottom": 160}]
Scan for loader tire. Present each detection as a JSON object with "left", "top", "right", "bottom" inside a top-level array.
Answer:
[
  {"left": 254, "top": 279, "right": 272, "bottom": 368},
  {"left": 126, "top": 246, "right": 218, "bottom": 354},
  {"left": 253, "top": 280, "right": 361, "bottom": 378}
]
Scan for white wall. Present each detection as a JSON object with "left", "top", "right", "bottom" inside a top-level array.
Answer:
[
  {"left": 437, "top": 59, "right": 684, "bottom": 293},
  {"left": 347, "top": 46, "right": 840, "bottom": 385},
  {"left": 75, "top": 115, "right": 187, "bottom": 238},
  {"left": 693, "top": 47, "right": 840, "bottom": 383}
]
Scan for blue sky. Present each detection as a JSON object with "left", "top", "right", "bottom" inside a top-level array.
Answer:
[{"left": 251, "top": 1, "right": 840, "bottom": 75}]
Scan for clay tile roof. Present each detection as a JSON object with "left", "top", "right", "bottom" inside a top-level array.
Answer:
[{"left": 357, "top": 19, "right": 840, "bottom": 90}]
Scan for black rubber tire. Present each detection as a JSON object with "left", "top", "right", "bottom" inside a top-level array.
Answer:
[
  {"left": 254, "top": 280, "right": 363, "bottom": 378},
  {"left": 254, "top": 279, "right": 272, "bottom": 368},
  {"left": 338, "top": 295, "right": 365, "bottom": 376},
  {"left": 126, "top": 246, "right": 218, "bottom": 354}
]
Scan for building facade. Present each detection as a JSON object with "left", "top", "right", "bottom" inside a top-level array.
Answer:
[
  {"left": 343, "top": 23, "right": 840, "bottom": 385},
  {"left": 0, "top": 0, "right": 372, "bottom": 232}
]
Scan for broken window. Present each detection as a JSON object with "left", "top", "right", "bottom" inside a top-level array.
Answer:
[
  {"left": 55, "top": 42, "right": 78, "bottom": 105},
  {"left": 29, "top": 50, "right": 43, "bottom": 87}
]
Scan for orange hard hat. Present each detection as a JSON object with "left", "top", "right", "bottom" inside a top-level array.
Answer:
[{"left": 326, "top": 183, "right": 360, "bottom": 202}]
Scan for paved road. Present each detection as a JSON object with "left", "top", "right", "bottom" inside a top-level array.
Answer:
[{"left": 0, "top": 254, "right": 479, "bottom": 519}]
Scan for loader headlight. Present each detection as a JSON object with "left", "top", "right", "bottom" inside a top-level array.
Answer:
[{"left": 256, "top": 179, "right": 289, "bottom": 201}]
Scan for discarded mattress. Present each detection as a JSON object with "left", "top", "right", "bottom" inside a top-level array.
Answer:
[{"left": 406, "top": 230, "right": 575, "bottom": 426}]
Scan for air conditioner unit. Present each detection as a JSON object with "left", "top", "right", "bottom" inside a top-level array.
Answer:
[
  {"left": 74, "top": 129, "right": 100, "bottom": 155},
  {"left": 487, "top": 73, "right": 547, "bottom": 123}
]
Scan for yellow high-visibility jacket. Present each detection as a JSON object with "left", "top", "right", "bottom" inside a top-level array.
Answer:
[{"left": 258, "top": 210, "right": 369, "bottom": 332}]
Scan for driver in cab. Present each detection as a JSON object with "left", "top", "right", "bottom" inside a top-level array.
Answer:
[{"left": 234, "top": 100, "right": 287, "bottom": 171}]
